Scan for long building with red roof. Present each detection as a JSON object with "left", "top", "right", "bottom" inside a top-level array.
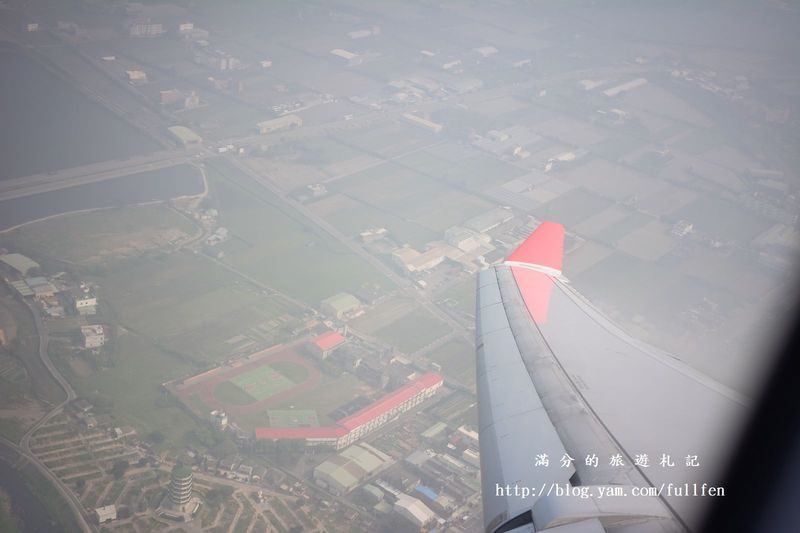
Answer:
[{"left": 255, "top": 373, "right": 444, "bottom": 449}]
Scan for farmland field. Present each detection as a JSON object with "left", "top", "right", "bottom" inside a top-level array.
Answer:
[
  {"left": 206, "top": 158, "right": 392, "bottom": 304},
  {"left": 373, "top": 307, "right": 452, "bottom": 354}
]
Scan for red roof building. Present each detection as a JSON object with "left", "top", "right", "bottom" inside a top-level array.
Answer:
[
  {"left": 255, "top": 373, "right": 444, "bottom": 449},
  {"left": 339, "top": 373, "right": 444, "bottom": 433},
  {"left": 308, "top": 331, "right": 347, "bottom": 359},
  {"left": 254, "top": 426, "right": 347, "bottom": 445}
]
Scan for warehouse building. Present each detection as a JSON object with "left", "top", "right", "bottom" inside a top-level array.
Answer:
[
  {"left": 168, "top": 125, "right": 202, "bottom": 146},
  {"left": 313, "top": 443, "right": 392, "bottom": 494},
  {"left": 0, "top": 253, "right": 39, "bottom": 276},
  {"left": 320, "top": 292, "right": 361, "bottom": 319},
  {"left": 257, "top": 114, "right": 302, "bottom": 135},
  {"left": 394, "top": 493, "right": 437, "bottom": 529}
]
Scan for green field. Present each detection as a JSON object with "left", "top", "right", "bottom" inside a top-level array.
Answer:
[
  {"left": 667, "top": 194, "right": 772, "bottom": 244},
  {"left": 56, "top": 332, "right": 204, "bottom": 447},
  {"left": 320, "top": 198, "right": 439, "bottom": 248},
  {"left": 268, "top": 409, "right": 318, "bottom": 427},
  {"left": 237, "top": 371, "right": 369, "bottom": 428},
  {"left": 0, "top": 204, "right": 196, "bottom": 265},
  {"left": 6, "top": 201, "right": 303, "bottom": 447},
  {"left": 213, "top": 381, "right": 257, "bottom": 406},
  {"left": 206, "top": 158, "right": 392, "bottom": 304},
  {"left": 228, "top": 364, "right": 297, "bottom": 402},
  {"left": 534, "top": 188, "right": 614, "bottom": 228},
  {"left": 96, "top": 251, "right": 292, "bottom": 364},
  {"left": 438, "top": 278, "right": 477, "bottom": 316},
  {"left": 329, "top": 158, "right": 496, "bottom": 232},
  {"left": 427, "top": 338, "right": 476, "bottom": 387},
  {"left": 270, "top": 360, "right": 309, "bottom": 383},
  {"left": 335, "top": 122, "right": 438, "bottom": 158},
  {"left": 374, "top": 307, "right": 452, "bottom": 354},
  {"left": 317, "top": 153, "right": 499, "bottom": 247},
  {"left": 396, "top": 149, "right": 526, "bottom": 190}
]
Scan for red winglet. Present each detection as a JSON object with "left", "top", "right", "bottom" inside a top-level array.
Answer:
[{"left": 506, "top": 221, "right": 564, "bottom": 272}]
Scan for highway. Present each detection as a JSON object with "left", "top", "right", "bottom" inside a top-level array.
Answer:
[{"left": 0, "top": 148, "right": 203, "bottom": 202}]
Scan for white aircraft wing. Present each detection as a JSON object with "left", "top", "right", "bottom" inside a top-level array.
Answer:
[{"left": 476, "top": 222, "right": 746, "bottom": 533}]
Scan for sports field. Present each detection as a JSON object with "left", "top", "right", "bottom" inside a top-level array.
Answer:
[
  {"left": 167, "top": 344, "right": 322, "bottom": 423},
  {"left": 228, "top": 364, "right": 296, "bottom": 402}
]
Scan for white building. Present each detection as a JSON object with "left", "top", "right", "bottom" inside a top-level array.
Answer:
[
  {"left": 81, "top": 325, "right": 106, "bottom": 349},
  {"left": 129, "top": 21, "right": 164, "bottom": 37},
  {"left": 125, "top": 69, "right": 148, "bottom": 84},
  {"left": 445, "top": 226, "right": 491, "bottom": 253},
  {"left": 210, "top": 410, "right": 228, "bottom": 431},
  {"left": 94, "top": 505, "right": 117, "bottom": 523},
  {"left": 75, "top": 295, "right": 98, "bottom": 316},
  {"left": 329, "top": 48, "right": 362, "bottom": 65},
  {"left": 394, "top": 494, "right": 437, "bottom": 528}
]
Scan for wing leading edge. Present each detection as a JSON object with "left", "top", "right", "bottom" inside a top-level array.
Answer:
[{"left": 476, "top": 222, "right": 745, "bottom": 533}]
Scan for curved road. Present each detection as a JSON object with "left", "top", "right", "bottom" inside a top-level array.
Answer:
[{"left": 9, "top": 301, "right": 94, "bottom": 532}]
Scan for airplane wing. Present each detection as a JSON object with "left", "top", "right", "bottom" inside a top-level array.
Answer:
[{"left": 476, "top": 221, "right": 747, "bottom": 533}]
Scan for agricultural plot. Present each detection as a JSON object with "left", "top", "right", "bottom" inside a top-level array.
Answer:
[
  {"left": 0, "top": 203, "right": 197, "bottom": 264},
  {"left": 426, "top": 338, "right": 476, "bottom": 387},
  {"left": 373, "top": 307, "right": 452, "bottom": 355},
  {"left": 206, "top": 159, "right": 391, "bottom": 304}
]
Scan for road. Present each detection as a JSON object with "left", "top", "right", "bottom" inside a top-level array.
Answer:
[
  {"left": 0, "top": 435, "right": 93, "bottom": 533},
  {"left": 19, "top": 303, "right": 77, "bottom": 451},
  {"left": 2, "top": 301, "right": 94, "bottom": 532},
  {"left": 0, "top": 148, "right": 203, "bottom": 202},
  {"left": 0, "top": 109, "right": 388, "bottom": 204}
]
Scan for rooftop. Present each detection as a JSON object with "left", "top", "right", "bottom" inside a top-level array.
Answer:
[
  {"left": 339, "top": 373, "right": 443, "bottom": 431},
  {"left": 254, "top": 426, "right": 347, "bottom": 440},
  {"left": 321, "top": 292, "right": 361, "bottom": 312},
  {"left": 312, "top": 330, "right": 346, "bottom": 351},
  {"left": 255, "top": 373, "right": 443, "bottom": 441},
  {"left": 257, "top": 114, "right": 303, "bottom": 128},
  {"left": 0, "top": 253, "right": 39, "bottom": 275},
  {"left": 394, "top": 494, "right": 437, "bottom": 525},
  {"left": 171, "top": 464, "right": 192, "bottom": 479},
  {"left": 168, "top": 125, "right": 202, "bottom": 144}
]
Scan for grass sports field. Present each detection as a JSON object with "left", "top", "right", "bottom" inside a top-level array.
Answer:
[
  {"left": 226, "top": 363, "right": 297, "bottom": 402},
  {"left": 167, "top": 345, "right": 323, "bottom": 428}
]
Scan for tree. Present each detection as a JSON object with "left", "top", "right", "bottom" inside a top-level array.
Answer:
[
  {"left": 205, "top": 485, "right": 235, "bottom": 505},
  {"left": 111, "top": 459, "right": 129, "bottom": 480},
  {"left": 147, "top": 430, "right": 166, "bottom": 445},
  {"left": 211, "top": 435, "right": 238, "bottom": 458}
]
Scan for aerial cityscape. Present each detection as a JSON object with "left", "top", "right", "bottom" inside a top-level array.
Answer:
[{"left": 0, "top": 1, "right": 798, "bottom": 532}]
